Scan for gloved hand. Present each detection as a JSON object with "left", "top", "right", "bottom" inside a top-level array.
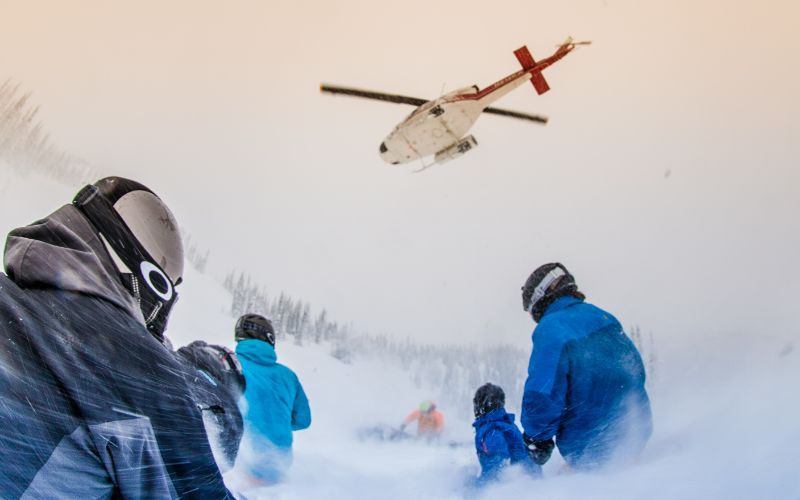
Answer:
[
  {"left": 399, "top": 423, "right": 407, "bottom": 432},
  {"left": 523, "top": 434, "right": 555, "bottom": 466}
]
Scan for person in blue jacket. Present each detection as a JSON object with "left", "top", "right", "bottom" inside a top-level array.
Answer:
[
  {"left": 520, "top": 263, "right": 652, "bottom": 471},
  {"left": 472, "top": 383, "right": 540, "bottom": 486},
  {"left": 234, "top": 313, "right": 311, "bottom": 484}
]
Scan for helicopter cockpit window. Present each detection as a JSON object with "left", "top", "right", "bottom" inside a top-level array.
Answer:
[
  {"left": 404, "top": 100, "right": 438, "bottom": 122},
  {"left": 429, "top": 105, "right": 444, "bottom": 117}
]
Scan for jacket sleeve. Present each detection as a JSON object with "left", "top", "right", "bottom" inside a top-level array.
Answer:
[
  {"left": 402, "top": 410, "right": 421, "bottom": 426},
  {"left": 520, "top": 323, "right": 570, "bottom": 441},
  {"left": 291, "top": 376, "right": 312, "bottom": 431}
]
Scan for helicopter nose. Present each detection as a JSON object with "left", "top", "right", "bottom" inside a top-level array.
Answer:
[
  {"left": 379, "top": 138, "right": 404, "bottom": 165},
  {"left": 379, "top": 142, "right": 399, "bottom": 164}
]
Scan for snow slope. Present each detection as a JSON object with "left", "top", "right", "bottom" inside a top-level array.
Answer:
[
  {"left": 1, "top": 166, "right": 798, "bottom": 499},
  {"left": 174, "top": 264, "right": 800, "bottom": 500}
]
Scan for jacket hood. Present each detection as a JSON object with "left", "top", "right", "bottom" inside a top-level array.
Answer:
[
  {"left": 473, "top": 408, "right": 516, "bottom": 428},
  {"left": 3, "top": 204, "right": 144, "bottom": 323},
  {"left": 235, "top": 339, "right": 277, "bottom": 366}
]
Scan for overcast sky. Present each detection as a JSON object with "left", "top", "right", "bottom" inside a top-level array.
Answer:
[{"left": 1, "top": 0, "right": 797, "bottom": 348}]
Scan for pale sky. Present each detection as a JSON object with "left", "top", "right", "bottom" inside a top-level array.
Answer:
[{"left": 1, "top": 0, "right": 798, "bottom": 348}]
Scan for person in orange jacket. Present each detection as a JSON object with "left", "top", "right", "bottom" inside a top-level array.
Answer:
[{"left": 400, "top": 400, "right": 444, "bottom": 440}]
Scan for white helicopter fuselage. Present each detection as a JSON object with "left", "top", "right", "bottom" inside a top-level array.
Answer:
[{"left": 379, "top": 73, "right": 533, "bottom": 165}]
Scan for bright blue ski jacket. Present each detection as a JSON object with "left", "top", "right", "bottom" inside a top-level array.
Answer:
[
  {"left": 236, "top": 340, "right": 311, "bottom": 450},
  {"left": 521, "top": 296, "right": 652, "bottom": 468},
  {"left": 473, "top": 408, "right": 540, "bottom": 484}
]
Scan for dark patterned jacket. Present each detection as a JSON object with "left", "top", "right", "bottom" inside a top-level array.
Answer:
[{"left": 0, "top": 205, "right": 231, "bottom": 498}]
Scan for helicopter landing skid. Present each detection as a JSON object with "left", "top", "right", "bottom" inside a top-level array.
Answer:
[{"left": 412, "top": 159, "right": 437, "bottom": 174}]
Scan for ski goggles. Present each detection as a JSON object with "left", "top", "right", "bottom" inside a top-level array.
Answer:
[{"left": 525, "top": 267, "right": 566, "bottom": 313}]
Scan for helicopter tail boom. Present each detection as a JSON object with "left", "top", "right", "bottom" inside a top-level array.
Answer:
[{"left": 514, "top": 45, "right": 550, "bottom": 95}]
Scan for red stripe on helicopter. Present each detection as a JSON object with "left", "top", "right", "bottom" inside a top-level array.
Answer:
[{"left": 450, "top": 69, "right": 529, "bottom": 101}]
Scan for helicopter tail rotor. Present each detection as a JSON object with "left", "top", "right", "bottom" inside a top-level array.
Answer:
[{"left": 557, "top": 37, "right": 592, "bottom": 49}]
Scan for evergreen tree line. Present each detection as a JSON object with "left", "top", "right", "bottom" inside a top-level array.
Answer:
[
  {"left": 629, "top": 325, "right": 659, "bottom": 386},
  {"left": 223, "top": 269, "right": 659, "bottom": 417},
  {"left": 223, "top": 271, "right": 350, "bottom": 346},
  {"left": 350, "top": 335, "right": 530, "bottom": 417},
  {"left": 0, "top": 79, "right": 95, "bottom": 184},
  {"left": 222, "top": 269, "right": 530, "bottom": 415},
  {"left": 182, "top": 232, "right": 210, "bottom": 274}
]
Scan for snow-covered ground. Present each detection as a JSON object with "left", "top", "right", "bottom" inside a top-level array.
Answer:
[
  {"left": 171, "top": 263, "right": 800, "bottom": 500},
  {"left": 1, "top": 166, "right": 798, "bottom": 499}
]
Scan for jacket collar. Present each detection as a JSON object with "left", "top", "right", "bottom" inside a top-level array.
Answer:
[
  {"left": 473, "top": 408, "right": 515, "bottom": 428},
  {"left": 542, "top": 295, "right": 583, "bottom": 318}
]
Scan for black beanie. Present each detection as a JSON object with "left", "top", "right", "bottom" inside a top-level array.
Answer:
[{"left": 473, "top": 383, "right": 505, "bottom": 418}]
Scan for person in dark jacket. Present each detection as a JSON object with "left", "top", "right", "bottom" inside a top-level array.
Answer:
[
  {"left": 472, "top": 383, "right": 540, "bottom": 486},
  {"left": 234, "top": 313, "right": 311, "bottom": 485},
  {"left": 0, "top": 177, "right": 231, "bottom": 498},
  {"left": 176, "top": 340, "right": 246, "bottom": 472},
  {"left": 520, "top": 263, "right": 653, "bottom": 471}
]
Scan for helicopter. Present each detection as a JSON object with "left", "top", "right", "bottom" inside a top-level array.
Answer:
[{"left": 321, "top": 37, "right": 589, "bottom": 171}]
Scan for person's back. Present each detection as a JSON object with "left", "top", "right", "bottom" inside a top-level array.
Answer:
[
  {"left": 234, "top": 314, "right": 311, "bottom": 484},
  {"left": 472, "top": 383, "right": 540, "bottom": 486},
  {"left": 534, "top": 297, "right": 652, "bottom": 464},
  {"left": 520, "top": 263, "right": 652, "bottom": 470}
]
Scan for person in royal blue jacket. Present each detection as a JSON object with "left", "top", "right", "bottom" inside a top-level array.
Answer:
[
  {"left": 520, "top": 263, "right": 652, "bottom": 471},
  {"left": 234, "top": 313, "right": 311, "bottom": 484},
  {"left": 472, "top": 383, "right": 540, "bottom": 486}
]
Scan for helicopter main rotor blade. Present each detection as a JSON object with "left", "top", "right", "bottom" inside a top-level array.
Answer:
[
  {"left": 322, "top": 84, "right": 547, "bottom": 124},
  {"left": 320, "top": 84, "right": 428, "bottom": 107},
  {"left": 482, "top": 106, "right": 549, "bottom": 124}
]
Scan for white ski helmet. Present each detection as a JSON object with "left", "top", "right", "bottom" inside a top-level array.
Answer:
[{"left": 73, "top": 177, "right": 183, "bottom": 339}]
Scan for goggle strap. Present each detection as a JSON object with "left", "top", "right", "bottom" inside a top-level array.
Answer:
[{"left": 528, "top": 267, "right": 566, "bottom": 313}]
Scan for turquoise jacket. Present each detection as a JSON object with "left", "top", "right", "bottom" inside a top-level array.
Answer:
[{"left": 235, "top": 339, "right": 311, "bottom": 449}]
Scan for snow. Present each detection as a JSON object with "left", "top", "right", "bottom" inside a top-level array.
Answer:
[
  {"left": 156, "top": 209, "right": 800, "bottom": 499},
  {"left": 1, "top": 166, "right": 799, "bottom": 499}
]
